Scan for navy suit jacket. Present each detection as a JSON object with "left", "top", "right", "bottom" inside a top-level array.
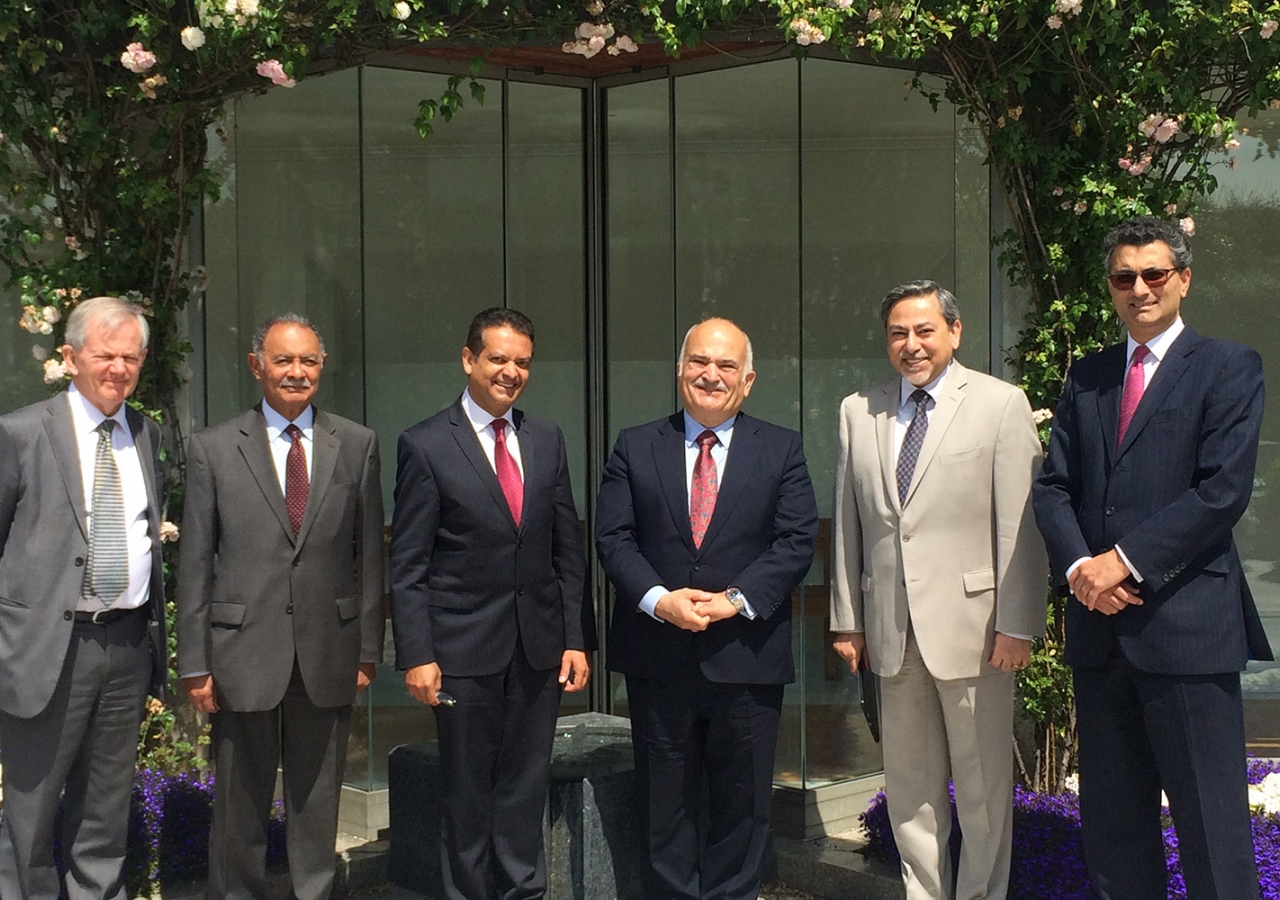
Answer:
[
  {"left": 1033, "top": 326, "right": 1273, "bottom": 674},
  {"left": 596, "top": 411, "right": 818, "bottom": 685},
  {"left": 390, "top": 400, "right": 594, "bottom": 677}
]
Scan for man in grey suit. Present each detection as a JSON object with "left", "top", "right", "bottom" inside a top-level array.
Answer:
[
  {"left": 831, "top": 282, "right": 1047, "bottom": 900},
  {"left": 177, "top": 314, "right": 384, "bottom": 900},
  {"left": 0, "top": 296, "right": 168, "bottom": 900}
]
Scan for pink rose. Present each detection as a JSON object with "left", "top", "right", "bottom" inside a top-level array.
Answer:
[{"left": 255, "top": 59, "right": 296, "bottom": 88}]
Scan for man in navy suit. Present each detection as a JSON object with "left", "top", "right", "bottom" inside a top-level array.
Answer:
[
  {"left": 390, "top": 307, "right": 594, "bottom": 900},
  {"left": 596, "top": 317, "right": 818, "bottom": 900},
  {"left": 1034, "top": 216, "right": 1272, "bottom": 900}
]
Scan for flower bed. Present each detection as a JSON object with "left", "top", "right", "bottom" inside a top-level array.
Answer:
[
  {"left": 860, "top": 760, "right": 1280, "bottom": 900},
  {"left": 0, "top": 769, "right": 285, "bottom": 898}
]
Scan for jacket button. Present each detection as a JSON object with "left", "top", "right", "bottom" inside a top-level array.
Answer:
[
  {"left": 518, "top": 588, "right": 525, "bottom": 596},
  {"left": 292, "top": 559, "right": 300, "bottom": 568},
  {"left": 286, "top": 604, "right": 293, "bottom": 614},
  {"left": 75, "top": 557, "right": 85, "bottom": 567},
  {"left": 902, "top": 534, "right": 911, "bottom": 542},
  {"left": 517, "top": 539, "right": 524, "bottom": 549},
  {"left": 64, "top": 610, "right": 73, "bottom": 621},
  {"left": 1105, "top": 507, "right": 1115, "bottom": 516},
  {"left": 693, "top": 564, "right": 702, "bottom": 571}
]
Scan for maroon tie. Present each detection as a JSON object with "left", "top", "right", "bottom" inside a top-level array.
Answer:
[
  {"left": 1116, "top": 345, "right": 1150, "bottom": 448},
  {"left": 284, "top": 424, "right": 309, "bottom": 537},
  {"left": 690, "top": 430, "right": 718, "bottom": 548},
  {"left": 492, "top": 419, "right": 523, "bottom": 526}
]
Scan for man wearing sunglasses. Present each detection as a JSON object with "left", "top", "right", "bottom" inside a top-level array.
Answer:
[{"left": 1034, "top": 216, "right": 1272, "bottom": 900}]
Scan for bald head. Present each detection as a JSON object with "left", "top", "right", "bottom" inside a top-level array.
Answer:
[{"left": 678, "top": 318, "right": 756, "bottom": 428}]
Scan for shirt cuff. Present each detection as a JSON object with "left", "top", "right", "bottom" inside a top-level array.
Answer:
[
  {"left": 1114, "top": 544, "right": 1143, "bottom": 582},
  {"left": 639, "top": 585, "right": 667, "bottom": 620},
  {"left": 1065, "top": 557, "right": 1089, "bottom": 583},
  {"left": 180, "top": 670, "right": 211, "bottom": 679}
]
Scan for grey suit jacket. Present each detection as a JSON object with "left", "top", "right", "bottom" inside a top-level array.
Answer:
[
  {"left": 830, "top": 363, "right": 1048, "bottom": 680},
  {"left": 177, "top": 404, "right": 385, "bottom": 711},
  {"left": 0, "top": 393, "right": 167, "bottom": 719}
]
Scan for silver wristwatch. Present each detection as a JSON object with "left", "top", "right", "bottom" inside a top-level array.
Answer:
[{"left": 725, "top": 587, "right": 747, "bottom": 615}]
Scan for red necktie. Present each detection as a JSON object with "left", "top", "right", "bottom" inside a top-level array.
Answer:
[
  {"left": 284, "top": 424, "right": 309, "bottom": 537},
  {"left": 690, "top": 430, "right": 718, "bottom": 548},
  {"left": 492, "top": 419, "right": 523, "bottom": 526},
  {"left": 1116, "top": 345, "right": 1150, "bottom": 448}
]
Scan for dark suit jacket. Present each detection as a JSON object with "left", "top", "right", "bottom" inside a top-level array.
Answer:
[
  {"left": 1034, "top": 326, "right": 1273, "bottom": 674},
  {"left": 0, "top": 393, "right": 167, "bottom": 718},
  {"left": 596, "top": 412, "right": 818, "bottom": 685},
  {"left": 176, "top": 404, "right": 385, "bottom": 711},
  {"left": 389, "top": 400, "right": 593, "bottom": 676}
]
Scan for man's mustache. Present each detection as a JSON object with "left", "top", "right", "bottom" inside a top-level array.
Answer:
[
  {"left": 692, "top": 377, "right": 728, "bottom": 393},
  {"left": 279, "top": 377, "right": 313, "bottom": 389}
]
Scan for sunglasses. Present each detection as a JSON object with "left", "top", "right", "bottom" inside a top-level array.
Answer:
[{"left": 1106, "top": 267, "right": 1182, "bottom": 291}]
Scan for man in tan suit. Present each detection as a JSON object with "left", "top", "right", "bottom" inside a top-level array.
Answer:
[{"left": 830, "top": 281, "right": 1047, "bottom": 900}]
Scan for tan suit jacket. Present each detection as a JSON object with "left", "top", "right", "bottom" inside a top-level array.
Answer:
[{"left": 830, "top": 362, "right": 1048, "bottom": 680}]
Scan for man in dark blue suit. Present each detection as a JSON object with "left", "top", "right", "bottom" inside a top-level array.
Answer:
[
  {"left": 1034, "top": 216, "right": 1272, "bottom": 900},
  {"left": 390, "top": 307, "right": 595, "bottom": 900},
  {"left": 596, "top": 317, "right": 818, "bottom": 900}
]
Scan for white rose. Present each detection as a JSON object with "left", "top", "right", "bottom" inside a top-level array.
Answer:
[
  {"left": 238, "top": 0, "right": 259, "bottom": 15},
  {"left": 392, "top": 1, "right": 411, "bottom": 20},
  {"left": 181, "top": 26, "right": 207, "bottom": 50}
]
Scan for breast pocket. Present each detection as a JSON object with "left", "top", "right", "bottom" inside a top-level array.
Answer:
[{"left": 940, "top": 447, "right": 983, "bottom": 465}]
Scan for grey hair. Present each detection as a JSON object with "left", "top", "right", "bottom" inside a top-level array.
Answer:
[
  {"left": 65, "top": 296, "right": 150, "bottom": 350},
  {"left": 676, "top": 318, "right": 755, "bottom": 378},
  {"left": 880, "top": 280, "right": 961, "bottom": 328},
  {"left": 251, "top": 313, "right": 326, "bottom": 358},
  {"left": 1102, "top": 216, "right": 1193, "bottom": 271}
]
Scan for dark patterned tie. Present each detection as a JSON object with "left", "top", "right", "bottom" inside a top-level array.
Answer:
[
  {"left": 84, "top": 419, "right": 129, "bottom": 602},
  {"left": 1116, "top": 344, "right": 1149, "bottom": 448},
  {"left": 896, "top": 389, "right": 930, "bottom": 505},
  {"left": 285, "top": 424, "right": 309, "bottom": 537},
  {"left": 689, "top": 430, "right": 718, "bottom": 548},
  {"left": 492, "top": 419, "right": 523, "bottom": 526}
]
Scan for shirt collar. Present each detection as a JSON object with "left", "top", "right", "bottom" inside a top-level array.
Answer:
[
  {"left": 261, "top": 401, "right": 314, "bottom": 439},
  {"left": 683, "top": 411, "right": 737, "bottom": 449},
  {"left": 67, "top": 384, "right": 129, "bottom": 436},
  {"left": 1127, "top": 315, "right": 1184, "bottom": 364},
  {"left": 460, "top": 388, "right": 514, "bottom": 435},
  {"left": 898, "top": 360, "right": 954, "bottom": 410}
]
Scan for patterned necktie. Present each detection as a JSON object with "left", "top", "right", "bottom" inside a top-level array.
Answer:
[
  {"left": 896, "top": 389, "right": 930, "bottom": 505},
  {"left": 690, "top": 430, "right": 718, "bottom": 548},
  {"left": 285, "top": 424, "right": 309, "bottom": 537},
  {"left": 1116, "top": 344, "right": 1150, "bottom": 448},
  {"left": 492, "top": 419, "right": 523, "bottom": 526},
  {"left": 84, "top": 419, "right": 129, "bottom": 603}
]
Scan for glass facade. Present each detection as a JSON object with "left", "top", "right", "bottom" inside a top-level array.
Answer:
[{"left": 200, "top": 53, "right": 990, "bottom": 792}]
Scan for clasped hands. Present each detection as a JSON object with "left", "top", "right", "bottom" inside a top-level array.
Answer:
[
  {"left": 654, "top": 588, "right": 739, "bottom": 632},
  {"left": 831, "top": 631, "right": 1032, "bottom": 674},
  {"left": 403, "top": 650, "right": 591, "bottom": 707},
  {"left": 1068, "top": 548, "right": 1143, "bottom": 616}
]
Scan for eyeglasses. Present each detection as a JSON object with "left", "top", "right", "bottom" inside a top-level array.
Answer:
[{"left": 1106, "top": 267, "right": 1182, "bottom": 290}]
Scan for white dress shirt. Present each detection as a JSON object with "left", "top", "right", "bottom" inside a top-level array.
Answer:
[
  {"left": 460, "top": 389, "right": 525, "bottom": 479},
  {"left": 68, "top": 385, "right": 152, "bottom": 612},
  {"left": 1067, "top": 316, "right": 1186, "bottom": 587},
  {"left": 261, "top": 402, "right": 315, "bottom": 492},
  {"left": 639, "top": 411, "right": 757, "bottom": 621}
]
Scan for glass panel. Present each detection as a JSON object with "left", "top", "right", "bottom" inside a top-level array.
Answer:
[
  {"left": 360, "top": 66, "right": 506, "bottom": 788},
  {"left": 674, "top": 60, "right": 804, "bottom": 785},
  {"left": 1183, "top": 114, "right": 1280, "bottom": 751},
  {"left": 506, "top": 81, "right": 590, "bottom": 714},
  {"left": 0, "top": 267, "right": 51, "bottom": 414},
  {"left": 603, "top": 78, "right": 675, "bottom": 715},
  {"left": 204, "top": 70, "right": 363, "bottom": 427}
]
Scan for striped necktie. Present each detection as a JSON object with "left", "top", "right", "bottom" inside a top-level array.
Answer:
[{"left": 84, "top": 419, "right": 129, "bottom": 603}]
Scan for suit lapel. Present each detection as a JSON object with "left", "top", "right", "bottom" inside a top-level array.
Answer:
[
  {"left": 125, "top": 407, "right": 161, "bottom": 529},
  {"left": 698, "top": 414, "right": 760, "bottom": 554},
  {"left": 1116, "top": 328, "right": 1199, "bottom": 460},
  {"left": 237, "top": 405, "right": 295, "bottom": 543},
  {"left": 653, "top": 413, "right": 695, "bottom": 552},
  {"left": 448, "top": 402, "right": 519, "bottom": 532},
  {"left": 1097, "top": 344, "right": 1125, "bottom": 466},
  {"left": 901, "top": 364, "right": 966, "bottom": 508},
  {"left": 44, "top": 395, "right": 89, "bottom": 542},
  {"left": 873, "top": 382, "right": 900, "bottom": 515},
  {"left": 512, "top": 409, "right": 533, "bottom": 534},
  {"left": 296, "top": 409, "right": 340, "bottom": 549}
]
